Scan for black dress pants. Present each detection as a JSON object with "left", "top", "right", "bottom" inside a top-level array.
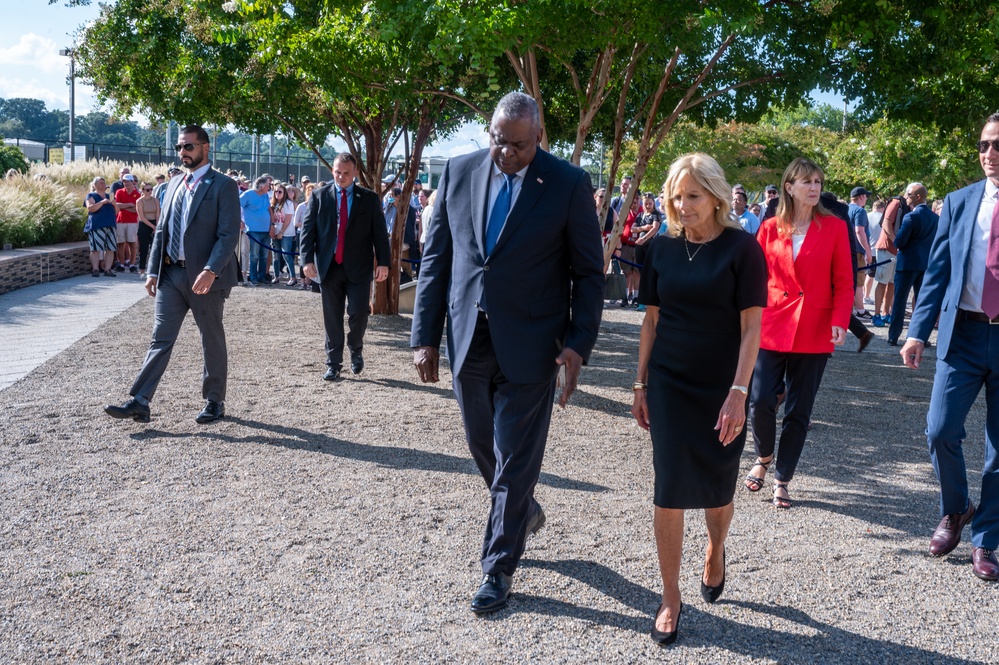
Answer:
[
  {"left": 749, "top": 348, "right": 829, "bottom": 483},
  {"left": 319, "top": 263, "right": 371, "bottom": 369}
]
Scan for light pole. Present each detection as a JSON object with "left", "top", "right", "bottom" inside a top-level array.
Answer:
[
  {"left": 470, "top": 139, "right": 482, "bottom": 150},
  {"left": 58, "top": 48, "right": 75, "bottom": 161}
]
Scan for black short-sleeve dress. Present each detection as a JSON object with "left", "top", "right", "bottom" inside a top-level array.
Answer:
[{"left": 637, "top": 227, "right": 767, "bottom": 509}]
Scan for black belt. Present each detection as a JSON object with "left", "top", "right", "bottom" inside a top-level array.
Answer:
[
  {"left": 957, "top": 309, "right": 999, "bottom": 324},
  {"left": 164, "top": 255, "right": 186, "bottom": 268}
]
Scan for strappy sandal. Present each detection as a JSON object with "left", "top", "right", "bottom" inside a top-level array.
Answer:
[
  {"left": 773, "top": 482, "right": 792, "bottom": 510},
  {"left": 744, "top": 456, "right": 772, "bottom": 492}
]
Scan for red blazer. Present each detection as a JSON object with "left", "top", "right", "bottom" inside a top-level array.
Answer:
[{"left": 757, "top": 213, "right": 854, "bottom": 354}]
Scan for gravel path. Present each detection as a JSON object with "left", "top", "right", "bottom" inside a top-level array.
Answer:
[{"left": 0, "top": 285, "right": 993, "bottom": 664}]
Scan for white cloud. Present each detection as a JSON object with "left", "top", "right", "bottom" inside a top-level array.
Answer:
[
  {"left": 0, "top": 34, "right": 65, "bottom": 73},
  {"left": 426, "top": 121, "right": 488, "bottom": 158},
  {"left": 0, "top": 74, "right": 96, "bottom": 113}
]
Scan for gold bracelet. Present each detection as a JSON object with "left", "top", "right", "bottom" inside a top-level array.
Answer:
[
  {"left": 633, "top": 382, "right": 647, "bottom": 391},
  {"left": 730, "top": 385, "right": 748, "bottom": 395}
]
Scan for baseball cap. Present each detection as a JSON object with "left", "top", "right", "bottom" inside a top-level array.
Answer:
[
  {"left": 765, "top": 184, "right": 778, "bottom": 193},
  {"left": 851, "top": 186, "right": 872, "bottom": 198},
  {"left": 122, "top": 174, "right": 137, "bottom": 181}
]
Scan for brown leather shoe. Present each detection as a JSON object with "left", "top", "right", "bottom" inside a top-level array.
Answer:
[
  {"left": 972, "top": 547, "right": 999, "bottom": 581},
  {"left": 929, "top": 502, "right": 975, "bottom": 556}
]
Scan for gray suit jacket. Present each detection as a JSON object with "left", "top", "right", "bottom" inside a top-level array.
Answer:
[
  {"left": 411, "top": 148, "right": 605, "bottom": 384},
  {"left": 148, "top": 165, "right": 241, "bottom": 291}
]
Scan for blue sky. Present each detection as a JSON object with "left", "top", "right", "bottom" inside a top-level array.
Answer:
[{"left": 4, "top": 2, "right": 841, "bottom": 157}]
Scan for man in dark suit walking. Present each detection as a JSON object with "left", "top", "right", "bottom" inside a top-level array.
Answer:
[
  {"left": 887, "top": 183, "right": 939, "bottom": 345},
  {"left": 105, "top": 124, "right": 241, "bottom": 424},
  {"left": 300, "top": 153, "right": 390, "bottom": 381},
  {"left": 411, "top": 92, "right": 605, "bottom": 614},
  {"left": 901, "top": 113, "right": 999, "bottom": 581}
]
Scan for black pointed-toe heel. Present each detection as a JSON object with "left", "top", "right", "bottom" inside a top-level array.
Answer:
[
  {"left": 700, "top": 547, "right": 725, "bottom": 604},
  {"left": 650, "top": 602, "right": 682, "bottom": 646}
]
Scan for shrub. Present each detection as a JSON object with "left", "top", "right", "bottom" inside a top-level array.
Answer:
[
  {"left": 0, "top": 173, "right": 86, "bottom": 248},
  {"left": 0, "top": 144, "right": 30, "bottom": 175}
]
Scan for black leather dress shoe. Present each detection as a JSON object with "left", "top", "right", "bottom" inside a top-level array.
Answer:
[
  {"left": 929, "top": 502, "right": 975, "bottom": 556},
  {"left": 104, "top": 398, "right": 150, "bottom": 423},
  {"left": 651, "top": 602, "right": 682, "bottom": 646},
  {"left": 972, "top": 547, "right": 999, "bottom": 581},
  {"left": 195, "top": 400, "right": 225, "bottom": 424},
  {"left": 470, "top": 573, "right": 513, "bottom": 614},
  {"left": 700, "top": 547, "right": 725, "bottom": 604},
  {"left": 323, "top": 368, "right": 341, "bottom": 381},
  {"left": 857, "top": 331, "right": 875, "bottom": 353},
  {"left": 350, "top": 352, "right": 364, "bottom": 375},
  {"left": 526, "top": 503, "right": 546, "bottom": 536}
]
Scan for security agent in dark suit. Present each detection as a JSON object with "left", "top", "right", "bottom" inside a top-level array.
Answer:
[
  {"left": 105, "top": 125, "right": 241, "bottom": 424},
  {"left": 411, "top": 92, "right": 605, "bottom": 614},
  {"left": 300, "top": 153, "right": 390, "bottom": 381},
  {"left": 901, "top": 113, "right": 999, "bottom": 581},
  {"left": 887, "top": 183, "right": 939, "bottom": 345}
]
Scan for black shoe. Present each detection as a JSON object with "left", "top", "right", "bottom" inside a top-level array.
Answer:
[
  {"left": 129, "top": 265, "right": 138, "bottom": 274},
  {"left": 195, "top": 400, "right": 225, "bottom": 423},
  {"left": 619, "top": 298, "right": 629, "bottom": 308},
  {"left": 350, "top": 352, "right": 364, "bottom": 375},
  {"left": 857, "top": 331, "right": 874, "bottom": 353},
  {"left": 104, "top": 270, "right": 116, "bottom": 277},
  {"left": 700, "top": 547, "right": 725, "bottom": 604},
  {"left": 887, "top": 339, "right": 898, "bottom": 346},
  {"left": 470, "top": 573, "right": 513, "bottom": 614},
  {"left": 104, "top": 398, "right": 150, "bottom": 423},
  {"left": 323, "top": 368, "right": 341, "bottom": 381},
  {"left": 526, "top": 502, "right": 546, "bottom": 536},
  {"left": 651, "top": 603, "right": 682, "bottom": 646},
  {"left": 91, "top": 270, "right": 101, "bottom": 277},
  {"left": 113, "top": 264, "right": 125, "bottom": 273}
]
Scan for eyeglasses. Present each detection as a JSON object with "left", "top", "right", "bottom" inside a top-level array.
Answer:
[
  {"left": 976, "top": 140, "right": 999, "bottom": 153},
  {"left": 174, "top": 142, "right": 205, "bottom": 152}
]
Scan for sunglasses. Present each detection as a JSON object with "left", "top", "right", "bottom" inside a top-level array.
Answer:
[
  {"left": 976, "top": 140, "right": 999, "bottom": 153},
  {"left": 142, "top": 188, "right": 152, "bottom": 192},
  {"left": 174, "top": 142, "right": 204, "bottom": 152}
]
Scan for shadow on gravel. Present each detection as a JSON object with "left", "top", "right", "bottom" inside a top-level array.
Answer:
[
  {"left": 717, "top": 600, "right": 982, "bottom": 664},
  {"left": 521, "top": 557, "right": 658, "bottom": 618},
  {"left": 133, "top": 418, "right": 610, "bottom": 493}
]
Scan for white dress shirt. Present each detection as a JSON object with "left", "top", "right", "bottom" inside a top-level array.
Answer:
[{"left": 959, "top": 179, "right": 999, "bottom": 313}]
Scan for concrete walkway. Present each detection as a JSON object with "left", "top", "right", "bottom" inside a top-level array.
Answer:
[{"left": 0, "top": 273, "right": 147, "bottom": 391}]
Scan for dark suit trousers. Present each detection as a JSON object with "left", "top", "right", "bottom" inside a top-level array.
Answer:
[
  {"left": 926, "top": 318, "right": 999, "bottom": 549},
  {"left": 130, "top": 263, "right": 229, "bottom": 402},
  {"left": 749, "top": 349, "right": 829, "bottom": 483},
  {"left": 887, "top": 269, "right": 924, "bottom": 343},
  {"left": 452, "top": 313, "right": 557, "bottom": 576},
  {"left": 320, "top": 262, "right": 370, "bottom": 369}
]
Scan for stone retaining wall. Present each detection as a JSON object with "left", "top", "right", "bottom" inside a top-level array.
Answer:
[{"left": 0, "top": 242, "right": 92, "bottom": 295}]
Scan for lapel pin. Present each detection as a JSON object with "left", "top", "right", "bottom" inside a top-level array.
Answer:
[{"left": 537, "top": 177, "right": 544, "bottom": 184}]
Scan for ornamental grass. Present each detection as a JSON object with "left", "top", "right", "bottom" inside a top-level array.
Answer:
[{"left": 0, "top": 172, "right": 86, "bottom": 249}]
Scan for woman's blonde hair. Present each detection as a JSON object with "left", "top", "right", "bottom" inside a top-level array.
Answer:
[
  {"left": 775, "top": 157, "right": 831, "bottom": 237},
  {"left": 661, "top": 153, "right": 741, "bottom": 237}
]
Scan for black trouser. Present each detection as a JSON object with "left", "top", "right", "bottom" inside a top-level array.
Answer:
[
  {"left": 750, "top": 349, "right": 829, "bottom": 483},
  {"left": 137, "top": 223, "right": 155, "bottom": 272},
  {"left": 319, "top": 263, "right": 371, "bottom": 369}
]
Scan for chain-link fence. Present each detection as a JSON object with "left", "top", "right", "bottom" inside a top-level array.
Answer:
[{"left": 4, "top": 137, "right": 336, "bottom": 182}]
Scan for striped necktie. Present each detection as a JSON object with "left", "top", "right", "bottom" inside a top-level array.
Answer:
[{"left": 168, "top": 175, "right": 189, "bottom": 262}]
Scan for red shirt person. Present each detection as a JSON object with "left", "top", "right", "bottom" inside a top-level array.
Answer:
[{"left": 114, "top": 173, "right": 142, "bottom": 272}]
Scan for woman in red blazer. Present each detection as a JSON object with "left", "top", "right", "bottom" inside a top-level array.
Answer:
[{"left": 746, "top": 158, "right": 854, "bottom": 508}]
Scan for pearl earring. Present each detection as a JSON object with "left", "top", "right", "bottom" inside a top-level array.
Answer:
[{"left": 715, "top": 205, "right": 720, "bottom": 210}]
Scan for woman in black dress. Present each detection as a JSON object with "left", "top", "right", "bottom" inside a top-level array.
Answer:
[{"left": 632, "top": 153, "right": 766, "bottom": 645}]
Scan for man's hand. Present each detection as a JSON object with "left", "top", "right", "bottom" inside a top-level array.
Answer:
[
  {"left": 192, "top": 270, "right": 216, "bottom": 295},
  {"left": 144, "top": 276, "right": 158, "bottom": 297},
  {"left": 900, "top": 339, "right": 924, "bottom": 369},
  {"left": 374, "top": 266, "right": 389, "bottom": 282},
  {"left": 413, "top": 346, "right": 440, "bottom": 383},
  {"left": 555, "top": 347, "right": 584, "bottom": 408},
  {"left": 303, "top": 263, "right": 318, "bottom": 280}
]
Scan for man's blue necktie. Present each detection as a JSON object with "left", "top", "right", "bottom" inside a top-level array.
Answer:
[{"left": 486, "top": 173, "right": 516, "bottom": 255}]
